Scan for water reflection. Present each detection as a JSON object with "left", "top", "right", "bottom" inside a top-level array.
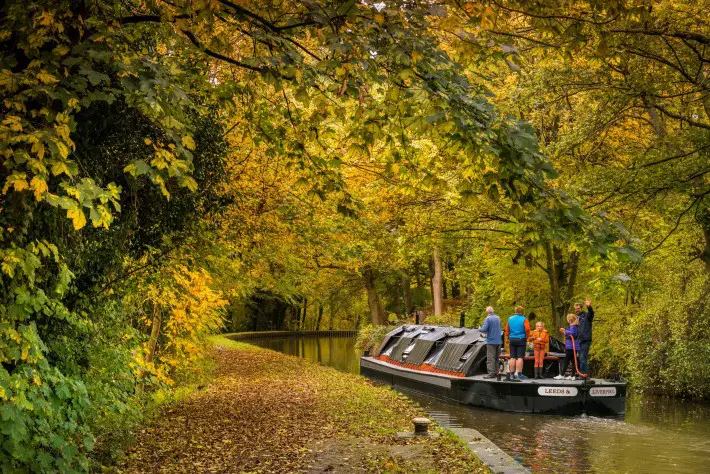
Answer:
[
  {"left": 246, "top": 336, "right": 710, "bottom": 473},
  {"left": 247, "top": 335, "right": 360, "bottom": 375}
]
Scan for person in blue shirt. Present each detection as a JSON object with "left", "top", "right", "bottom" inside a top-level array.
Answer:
[
  {"left": 505, "top": 306, "right": 531, "bottom": 381},
  {"left": 479, "top": 306, "right": 502, "bottom": 379}
]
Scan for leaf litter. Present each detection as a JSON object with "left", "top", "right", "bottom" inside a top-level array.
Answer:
[{"left": 116, "top": 341, "right": 487, "bottom": 473}]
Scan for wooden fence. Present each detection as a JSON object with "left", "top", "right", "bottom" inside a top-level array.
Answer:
[{"left": 225, "top": 330, "right": 358, "bottom": 341}]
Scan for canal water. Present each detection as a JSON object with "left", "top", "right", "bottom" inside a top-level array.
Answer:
[{"left": 247, "top": 336, "right": 710, "bottom": 473}]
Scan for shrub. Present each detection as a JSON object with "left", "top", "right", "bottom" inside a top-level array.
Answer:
[{"left": 355, "top": 324, "right": 399, "bottom": 353}]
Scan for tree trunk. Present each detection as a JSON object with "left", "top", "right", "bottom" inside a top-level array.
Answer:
[
  {"left": 329, "top": 302, "right": 335, "bottom": 330},
  {"left": 545, "top": 243, "right": 580, "bottom": 330},
  {"left": 698, "top": 203, "right": 710, "bottom": 272},
  {"left": 642, "top": 95, "right": 666, "bottom": 137},
  {"left": 452, "top": 278, "right": 460, "bottom": 298},
  {"left": 316, "top": 303, "right": 324, "bottom": 330},
  {"left": 563, "top": 251, "right": 580, "bottom": 305},
  {"left": 363, "top": 267, "right": 386, "bottom": 325},
  {"left": 145, "top": 304, "right": 162, "bottom": 366},
  {"left": 431, "top": 250, "right": 443, "bottom": 316},
  {"left": 416, "top": 266, "right": 424, "bottom": 290},
  {"left": 300, "top": 298, "right": 307, "bottom": 330},
  {"left": 545, "top": 242, "right": 563, "bottom": 329},
  {"left": 402, "top": 275, "right": 413, "bottom": 316}
]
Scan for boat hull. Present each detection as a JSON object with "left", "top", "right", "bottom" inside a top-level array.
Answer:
[{"left": 361, "top": 356, "right": 626, "bottom": 416}]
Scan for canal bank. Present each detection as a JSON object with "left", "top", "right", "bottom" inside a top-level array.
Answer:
[{"left": 118, "top": 335, "right": 489, "bottom": 473}]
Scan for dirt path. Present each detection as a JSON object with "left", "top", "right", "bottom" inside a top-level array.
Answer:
[{"left": 117, "top": 341, "right": 487, "bottom": 473}]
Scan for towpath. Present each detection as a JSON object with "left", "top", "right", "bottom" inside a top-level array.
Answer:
[{"left": 117, "top": 339, "right": 487, "bottom": 473}]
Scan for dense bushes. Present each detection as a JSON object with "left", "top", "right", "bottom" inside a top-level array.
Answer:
[{"left": 626, "top": 270, "right": 710, "bottom": 398}]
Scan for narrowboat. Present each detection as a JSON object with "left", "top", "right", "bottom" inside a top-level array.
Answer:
[{"left": 360, "top": 324, "right": 626, "bottom": 416}]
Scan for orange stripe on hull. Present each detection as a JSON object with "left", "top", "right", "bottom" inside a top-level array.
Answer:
[{"left": 375, "top": 355, "right": 465, "bottom": 377}]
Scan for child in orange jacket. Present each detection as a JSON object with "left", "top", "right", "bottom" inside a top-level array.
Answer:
[{"left": 530, "top": 321, "right": 549, "bottom": 379}]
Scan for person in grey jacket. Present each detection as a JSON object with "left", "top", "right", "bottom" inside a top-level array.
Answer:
[{"left": 479, "top": 306, "right": 502, "bottom": 379}]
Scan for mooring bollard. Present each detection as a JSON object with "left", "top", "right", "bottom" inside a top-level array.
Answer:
[
  {"left": 413, "top": 417, "right": 431, "bottom": 436},
  {"left": 397, "top": 416, "right": 437, "bottom": 438}
]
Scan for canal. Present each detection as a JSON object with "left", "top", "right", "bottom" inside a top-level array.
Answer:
[{"left": 247, "top": 335, "right": 710, "bottom": 473}]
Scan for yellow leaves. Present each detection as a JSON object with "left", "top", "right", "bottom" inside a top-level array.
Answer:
[
  {"left": 0, "top": 386, "right": 6, "bottom": 400},
  {"left": 36, "top": 10, "right": 54, "bottom": 27},
  {"left": 64, "top": 185, "right": 80, "bottom": 200},
  {"left": 50, "top": 160, "right": 70, "bottom": 176},
  {"left": 53, "top": 138, "right": 70, "bottom": 159},
  {"left": 0, "top": 69, "right": 18, "bottom": 92},
  {"left": 36, "top": 70, "right": 58, "bottom": 84},
  {"left": 412, "top": 50, "right": 423, "bottom": 64},
  {"left": 90, "top": 204, "right": 114, "bottom": 229},
  {"left": 67, "top": 98, "right": 80, "bottom": 109},
  {"left": 374, "top": 13, "right": 385, "bottom": 24},
  {"left": 3, "top": 115, "right": 23, "bottom": 132},
  {"left": 2, "top": 172, "right": 28, "bottom": 194},
  {"left": 144, "top": 137, "right": 152, "bottom": 145},
  {"left": 55, "top": 124, "right": 71, "bottom": 142},
  {"left": 67, "top": 208, "right": 87, "bottom": 230},
  {"left": 31, "top": 139, "right": 45, "bottom": 160},
  {"left": 181, "top": 135, "right": 196, "bottom": 151},
  {"left": 155, "top": 174, "right": 170, "bottom": 200},
  {"left": 29, "top": 175, "right": 48, "bottom": 201},
  {"left": 107, "top": 182, "right": 121, "bottom": 200},
  {"left": 53, "top": 45, "right": 69, "bottom": 56},
  {"left": 1, "top": 254, "right": 20, "bottom": 277},
  {"left": 55, "top": 112, "right": 70, "bottom": 124},
  {"left": 182, "top": 176, "right": 198, "bottom": 192}
]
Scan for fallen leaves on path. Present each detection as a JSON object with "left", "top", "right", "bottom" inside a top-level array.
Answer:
[{"left": 117, "top": 342, "right": 486, "bottom": 473}]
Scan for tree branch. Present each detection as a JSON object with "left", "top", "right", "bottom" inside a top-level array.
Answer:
[
  {"left": 610, "top": 28, "right": 710, "bottom": 45},
  {"left": 652, "top": 104, "right": 710, "bottom": 130}
]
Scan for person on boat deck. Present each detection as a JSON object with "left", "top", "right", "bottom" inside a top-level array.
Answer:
[
  {"left": 575, "top": 298, "right": 594, "bottom": 375},
  {"left": 530, "top": 321, "right": 550, "bottom": 379},
  {"left": 479, "top": 306, "right": 502, "bottom": 379},
  {"left": 505, "top": 306, "right": 530, "bottom": 381},
  {"left": 555, "top": 314, "right": 580, "bottom": 380}
]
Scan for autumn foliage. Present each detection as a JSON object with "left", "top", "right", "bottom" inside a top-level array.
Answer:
[{"left": 1, "top": 0, "right": 709, "bottom": 471}]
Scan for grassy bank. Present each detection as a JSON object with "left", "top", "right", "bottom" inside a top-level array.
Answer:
[{"left": 117, "top": 335, "right": 487, "bottom": 473}]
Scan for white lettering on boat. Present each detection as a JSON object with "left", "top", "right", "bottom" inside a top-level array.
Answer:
[
  {"left": 537, "top": 386, "right": 578, "bottom": 397},
  {"left": 590, "top": 387, "right": 617, "bottom": 397}
]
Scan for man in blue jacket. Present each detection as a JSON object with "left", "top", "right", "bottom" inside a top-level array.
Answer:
[
  {"left": 575, "top": 298, "right": 594, "bottom": 375},
  {"left": 479, "top": 306, "right": 502, "bottom": 379}
]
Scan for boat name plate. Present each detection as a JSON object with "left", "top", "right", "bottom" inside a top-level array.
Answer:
[
  {"left": 589, "top": 386, "right": 617, "bottom": 397},
  {"left": 537, "top": 386, "right": 578, "bottom": 397}
]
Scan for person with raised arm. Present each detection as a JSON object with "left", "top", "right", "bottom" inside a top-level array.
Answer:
[{"left": 575, "top": 298, "right": 594, "bottom": 375}]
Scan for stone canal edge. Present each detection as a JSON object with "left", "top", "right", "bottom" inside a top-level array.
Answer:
[{"left": 449, "top": 427, "right": 528, "bottom": 474}]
